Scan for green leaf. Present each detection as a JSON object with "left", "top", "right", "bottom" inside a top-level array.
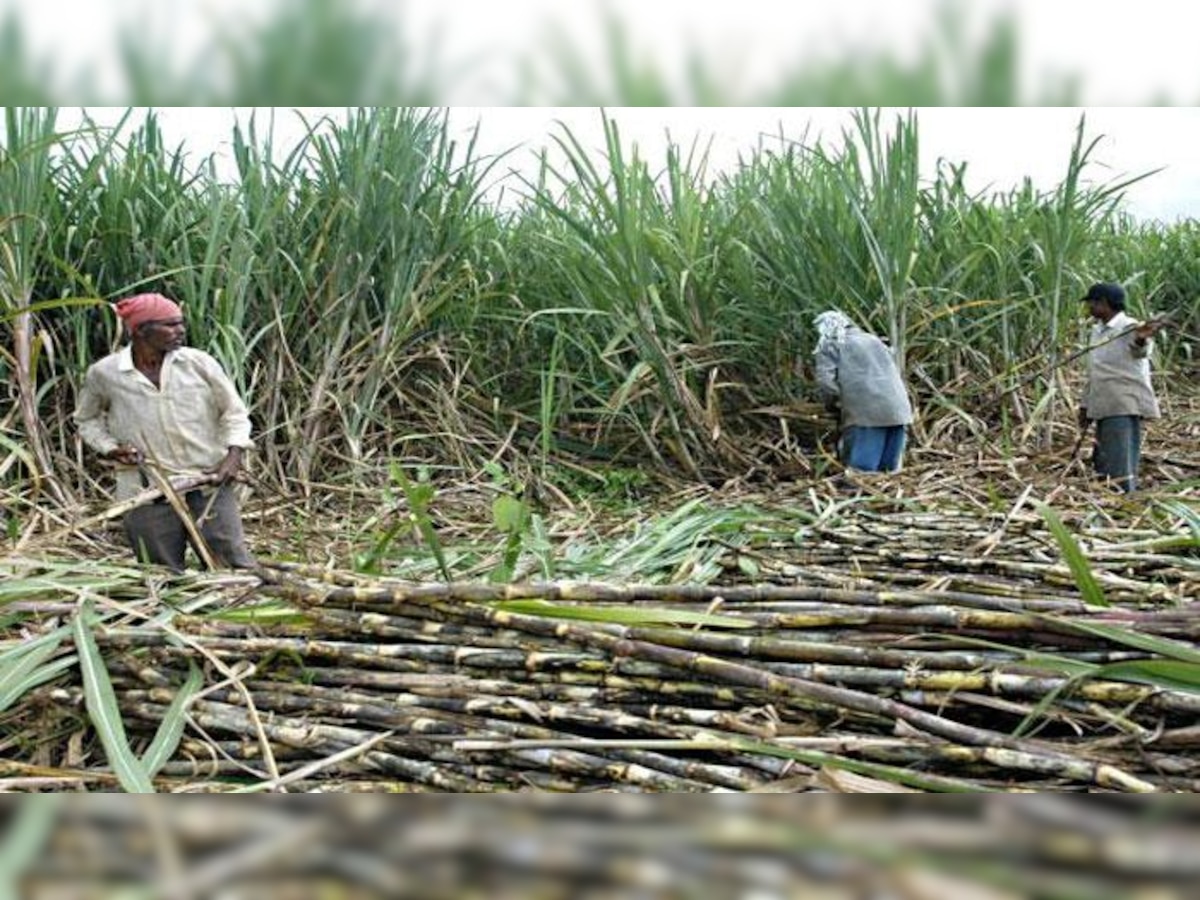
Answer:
[
  {"left": 490, "top": 495, "right": 532, "bottom": 584},
  {"left": 72, "top": 607, "right": 156, "bottom": 793},
  {"left": 728, "top": 735, "right": 989, "bottom": 793},
  {"left": 736, "top": 555, "right": 760, "bottom": 578},
  {"left": 0, "top": 432, "right": 38, "bottom": 495},
  {"left": 529, "top": 513, "right": 556, "bottom": 581},
  {"left": 141, "top": 663, "right": 204, "bottom": 777},
  {"left": 1010, "top": 652, "right": 1099, "bottom": 679},
  {"left": 0, "top": 655, "right": 79, "bottom": 714},
  {"left": 492, "top": 599, "right": 754, "bottom": 629},
  {"left": 492, "top": 495, "right": 529, "bottom": 534},
  {"left": 409, "top": 482, "right": 435, "bottom": 507},
  {"left": 1037, "top": 503, "right": 1108, "bottom": 607},
  {"left": 1092, "top": 659, "right": 1200, "bottom": 694},
  {"left": 208, "top": 604, "right": 311, "bottom": 625},
  {"left": 391, "top": 463, "right": 450, "bottom": 582},
  {"left": 482, "top": 460, "right": 509, "bottom": 487},
  {"left": 945, "top": 633, "right": 1200, "bottom": 697},
  {"left": 1052, "top": 618, "right": 1200, "bottom": 665},
  {"left": 0, "top": 628, "right": 69, "bottom": 712},
  {"left": 1159, "top": 499, "right": 1200, "bottom": 541}
]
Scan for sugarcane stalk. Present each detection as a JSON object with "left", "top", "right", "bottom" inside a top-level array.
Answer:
[
  {"left": 26, "top": 473, "right": 218, "bottom": 546},
  {"left": 124, "top": 697, "right": 497, "bottom": 792},
  {"left": 446, "top": 600, "right": 1163, "bottom": 791},
  {"left": 138, "top": 679, "right": 760, "bottom": 790}
]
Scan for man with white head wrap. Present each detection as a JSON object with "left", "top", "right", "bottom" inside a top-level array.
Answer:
[{"left": 813, "top": 310, "right": 913, "bottom": 472}]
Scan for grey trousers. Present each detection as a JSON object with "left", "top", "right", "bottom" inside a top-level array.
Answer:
[
  {"left": 1093, "top": 415, "right": 1143, "bottom": 493},
  {"left": 124, "top": 484, "right": 255, "bottom": 571}
]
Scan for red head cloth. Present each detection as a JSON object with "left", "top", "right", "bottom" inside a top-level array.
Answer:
[{"left": 114, "top": 293, "right": 183, "bottom": 331}]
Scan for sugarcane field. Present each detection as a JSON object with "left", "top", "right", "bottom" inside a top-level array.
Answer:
[{"left": 1, "top": 105, "right": 1198, "bottom": 817}]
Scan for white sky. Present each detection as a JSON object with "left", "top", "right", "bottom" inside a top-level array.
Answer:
[
  {"left": 64, "top": 106, "right": 1200, "bottom": 224},
  {"left": 29, "top": 0, "right": 1200, "bottom": 222}
]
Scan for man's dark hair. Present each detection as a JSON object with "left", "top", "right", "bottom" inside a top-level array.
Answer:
[{"left": 1082, "top": 282, "right": 1126, "bottom": 311}]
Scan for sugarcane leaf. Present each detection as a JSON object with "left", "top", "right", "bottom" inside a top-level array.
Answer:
[
  {"left": 0, "top": 431, "right": 38, "bottom": 491},
  {"left": 1036, "top": 503, "right": 1108, "bottom": 607},
  {"left": 1091, "top": 660, "right": 1200, "bottom": 694},
  {"left": 0, "top": 655, "right": 79, "bottom": 714},
  {"left": 492, "top": 495, "right": 529, "bottom": 534},
  {"left": 730, "top": 736, "right": 990, "bottom": 793},
  {"left": 1159, "top": 499, "right": 1200, "bottom": 541},
  {"left": 813, "top": 765, "right": 923, "bottom": 793},
  {"left": 491, "top": 599, "right": 754, "bottom": 629},
  {"left": 490, "top": 532, "right": 524, "bottom": 584},
  {"left": 141, "top": 662, "right": 204, "bottom": 777},
  {"left": 945, "top": 632, "right": 1200, "bottom": 696},
  {"left": 529, "top": 513, "right": 556, "bottom": 580},
  {"left": 1010, "top": 653, "right": 1099, "bottom": 679},
  {"left": 1051, "top": 618, "right": 1200, "bottom": 665},
  {"left": 949, "top": 644, "right": 1113, "bottom": 739},
  {"left": 1011, "top": 674, "right": 1082, "bottom": 739},
  {"left": 208, "top": 603, "right": 311, "bottom": 625},
  {"left": 0, "top": 628, "right": 69, "bottom": 712},
  {"left": 71, "top": 608, "right": 156, "bottom": 793},
  {"left": 390, "top": 463, "right": 450, "bottom": 581},
  {"left": 736, "top": 555, "right": 760, "bottom": 578}
]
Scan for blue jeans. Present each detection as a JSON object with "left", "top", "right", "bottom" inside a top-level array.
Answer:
[
  {"left": 841, "top": 425, "right": 907, "bottom": 473},
  {"left": 1093, "top": 415, "right": 1142, "bottom": 492}
]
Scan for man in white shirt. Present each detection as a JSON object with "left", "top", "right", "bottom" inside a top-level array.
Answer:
[
  {"left": 1079, "top": 282, "right": 1164, "bottom": 493},
  {"left": 75, "top": 292, "right": 256, "bottom": 569},
  {"left": 814, "top": 310, "right": 914, "bottom": 473}
]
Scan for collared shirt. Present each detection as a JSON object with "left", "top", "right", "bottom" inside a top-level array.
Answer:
[
  {"left": 815, "top": 327, "right": 914, "bottom": 428},
  {"left": 1083, "top": 312, "right": 1160, "bottom": 421},
  {"left": 75, "top": 346, "right": 253, "bottom": 499}
]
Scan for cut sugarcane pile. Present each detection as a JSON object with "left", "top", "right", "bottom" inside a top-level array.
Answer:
[{"left": 23, "top": 532, "right": 1193, "bottom": 793}]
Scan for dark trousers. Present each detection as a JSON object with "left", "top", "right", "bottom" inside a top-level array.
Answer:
[
  {"left": 124, "top": 484, "right": 255, "bottom": 571},
  {"left": 1093, "top": 415, "right": 1142, "bottom": 493}
]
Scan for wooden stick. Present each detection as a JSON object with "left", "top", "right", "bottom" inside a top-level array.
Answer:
[
  {"left": 999, "top": 312, "right": 1175, "bottom": 397},
  {"left": 25, "top": 473, "right": 217, "bottom": 545},
  {"left": 140, "top": 462, "right": 220, "bottom": 570}
]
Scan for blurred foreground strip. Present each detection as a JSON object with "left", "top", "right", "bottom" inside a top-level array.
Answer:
[{"left": 4, "top": 795, "right": 1199, "bottom": 899}]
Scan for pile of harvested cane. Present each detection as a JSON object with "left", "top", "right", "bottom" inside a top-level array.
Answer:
[{"left": 27, "top": 515, "right": 1193, "bottom": 793}]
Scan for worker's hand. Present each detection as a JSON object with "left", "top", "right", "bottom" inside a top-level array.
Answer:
[
  {"left": 1134, "top": 319, "right": 1166, "bottom": 343},
  {"left": 106, "top": 444, "right": 143, "bottom": 466},
  {"left": 207, "top": 447, "right": 244, "bottom": 484}
]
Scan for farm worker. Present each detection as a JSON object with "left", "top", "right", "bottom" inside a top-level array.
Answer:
[
  {"left": 1078, "top": 282, "right": 1164, "bottom": 492},
  {"left": 814, "top": 310, "right": 913, "bottom": 473},
  {"left": 74, "top": 292, "right": 256, "bottom": 570}
]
